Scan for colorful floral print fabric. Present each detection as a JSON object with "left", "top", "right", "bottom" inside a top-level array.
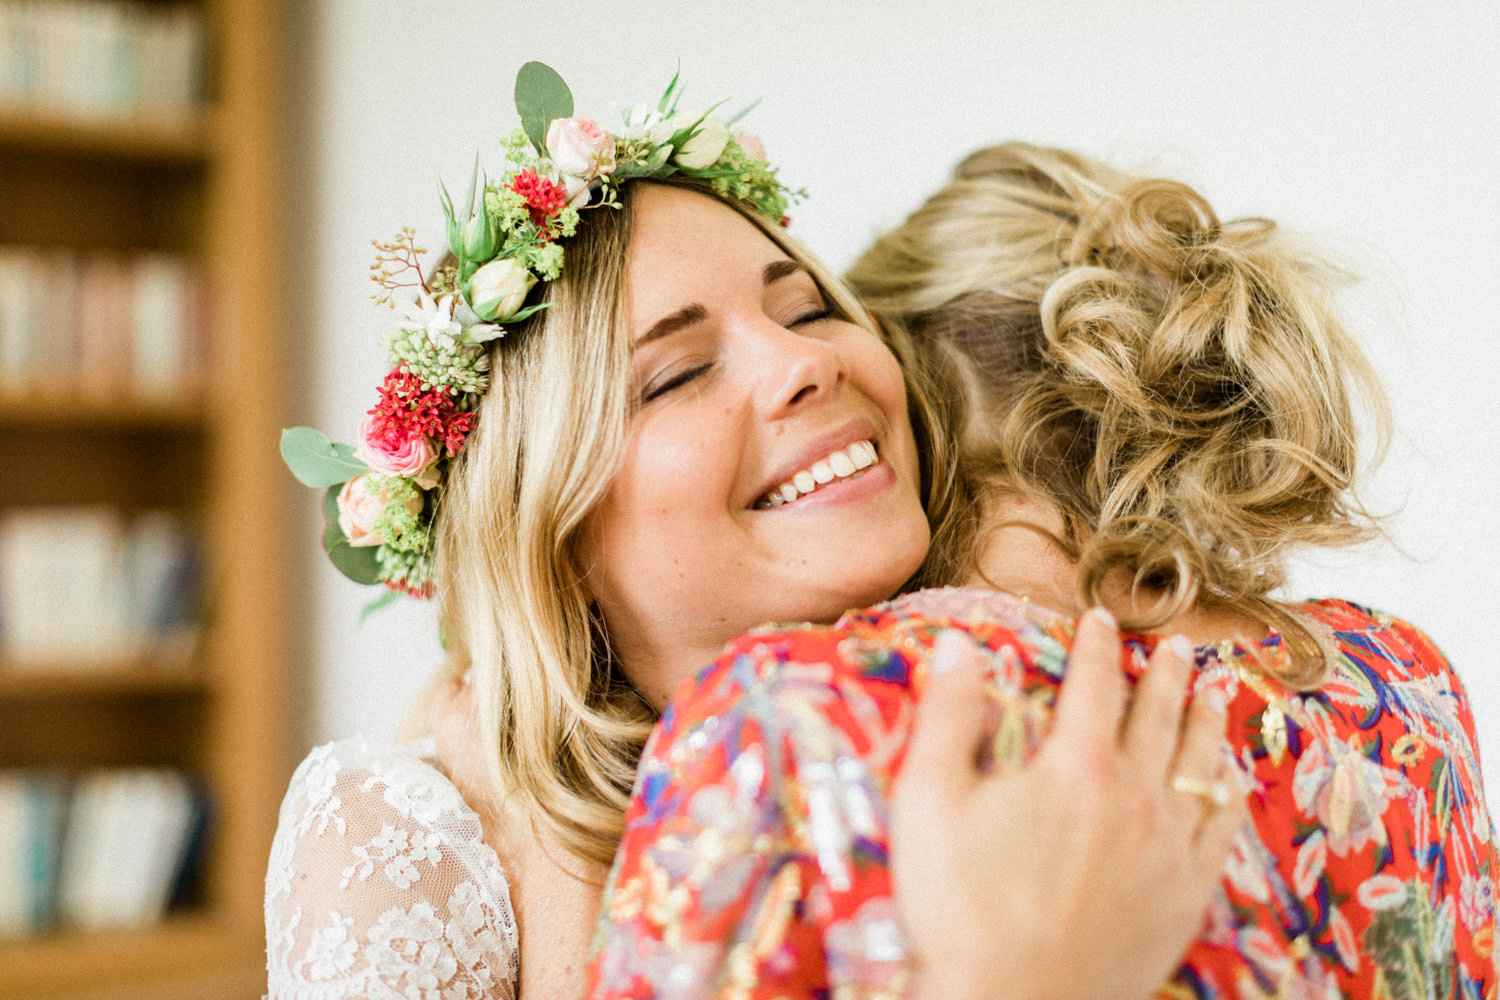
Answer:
[{"left": 589, "top": 588, "right": 1498, "bottom": 1000}]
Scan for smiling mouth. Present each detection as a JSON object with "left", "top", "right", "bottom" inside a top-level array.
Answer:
[{"left": 753, "top": 440, "right": 879, "bottom": 509}]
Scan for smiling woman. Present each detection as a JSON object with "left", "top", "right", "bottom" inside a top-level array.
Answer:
[
  {"left": 577, "top": 185, "right": 929, "bottom": 710},
  {"left": 267, "top": 66, "right": 1239, "bottom": 1000}
]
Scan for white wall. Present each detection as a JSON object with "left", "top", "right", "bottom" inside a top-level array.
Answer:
[{"left": 289, "top": 1, "right": 1500, "bottom": 788}]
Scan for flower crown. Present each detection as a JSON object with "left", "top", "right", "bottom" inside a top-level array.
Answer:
[{"left": 281, "top": 62, "right": 801, "bottom": 603}]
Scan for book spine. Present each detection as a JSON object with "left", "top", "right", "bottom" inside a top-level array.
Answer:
[{"left": 0, "top": 0, "right": 204, "bottom": 120}]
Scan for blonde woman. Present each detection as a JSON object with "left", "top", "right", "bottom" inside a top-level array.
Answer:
[
  {"left": 267, "top": 71, "right": 1237, "bottom": 1000},
  {"left": 584, "top": 143, "right": 1498, "bottom": 999}
]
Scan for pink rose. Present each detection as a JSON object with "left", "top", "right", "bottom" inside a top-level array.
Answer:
[
  {"left": 337, "top": 474, "right": 422, "bottom": 547},
  {"left": 357, "top": 412, "right": 438, "bottom": 486},
  {"left": 546, "top": 117, "right": 616, "bottom": 180},
  {"left": 734, "top": 131, "right": 766, "bottom": 161}
]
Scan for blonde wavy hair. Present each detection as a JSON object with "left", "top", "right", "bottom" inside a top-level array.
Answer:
[
  {"left": 433, "top": 179, "right": 962, "bottom": 867},
  {"left": 849, "top": 143, "right": 1389, "bottom": 684}
]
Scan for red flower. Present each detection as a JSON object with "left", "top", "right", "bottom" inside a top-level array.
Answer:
[
  {"left": 508, "top": 169, "right": 569, "bottom": 230},
  {"left": 367, "top": 370, "right": 478, "bottom": 458},
  {"left": 386, "top": 578, "right": 435, "bottom": 599}
]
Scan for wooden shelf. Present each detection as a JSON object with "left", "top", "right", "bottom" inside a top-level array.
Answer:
[
  {"left": 0, "top": 660, "right": 205, "bottom": 700},
  {"left": 0, "top": 391, "right": 209, "bottom": 428},
  {"left": 0, "top": 109, "right": 210, "bottom": 163},
  {"left": 0, "top": 914, "right": 262, "bottom": 999}
]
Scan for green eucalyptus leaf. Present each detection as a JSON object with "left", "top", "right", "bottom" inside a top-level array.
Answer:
[
  {"left": 322, "top": 483, "right": 345, "bottom": 548},
  {"left": 282, "top": 427, "right": 370, "bottom": 487},
  {"left": 515, "top": 62, "right": 574, "bottom": 153},
  {"left": 359, "top": 587, "right": 404, "bottom": 622},
  {"left": 329, "top": 537, "right": 383, "bottom": 586},
  {"left": 322, "top": 484, "right": 382, "bottom": 585}
]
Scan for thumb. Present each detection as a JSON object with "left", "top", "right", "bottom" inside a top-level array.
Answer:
[{"left": 900, "top": 631, "right": 990, "bottom": 807}]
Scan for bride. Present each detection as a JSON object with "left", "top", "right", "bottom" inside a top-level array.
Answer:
[{"left": 266, "top": 64, "right": 1241, "bottom": 998}]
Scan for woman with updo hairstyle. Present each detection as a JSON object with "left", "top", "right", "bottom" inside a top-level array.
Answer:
[
  {"left": 851, "top": 142, "right": 1386, "bottom": 682},
  {"left": 269, "top": 63, "right": 1240, "bottom": 1000},
  {"left": 586, "top": 143, "right": 1496, "bottom": 1000}
]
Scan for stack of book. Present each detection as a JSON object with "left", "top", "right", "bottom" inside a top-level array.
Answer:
[
  {"left": 0, "top": 249, "right": 209, "bottom": 400},
  {"left": 0, "top": 507, "right": 199, "bottom": 668},
  {"left": 0, "top": 768, "right": 209, "bottom": 937},
  {"left": 0, "top": 0, "right": 204, "bottom": 120}
]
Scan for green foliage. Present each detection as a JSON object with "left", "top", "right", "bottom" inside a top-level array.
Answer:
[
  {"left": 321, "top": 484, "right": 382, "bottom": 586},
  {"left": 282, "top": 427, "right": 370, "bottom": 487},
  {"left": 515, "top": 61, "right": 573, "bottom": 154}
]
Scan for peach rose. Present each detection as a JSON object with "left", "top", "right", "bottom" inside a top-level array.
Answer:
[
  {"left": 337, "top": 474, "right": 422, "bottom": 548},
  {"left": 546, "top": 117, "right": 616, "bottom": 180}
]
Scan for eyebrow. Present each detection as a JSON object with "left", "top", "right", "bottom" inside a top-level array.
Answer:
[{"left": 631, "top": 258, "right": 811, "bottom": 351}]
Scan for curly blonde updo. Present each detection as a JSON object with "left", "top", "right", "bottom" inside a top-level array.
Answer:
[{"left": 848, "top": 143, "right": 1389, "bottom": 682}]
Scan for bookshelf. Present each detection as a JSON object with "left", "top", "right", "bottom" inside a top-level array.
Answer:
[{"left": 0, "top": 1, "right": 287, "bottom": 997}]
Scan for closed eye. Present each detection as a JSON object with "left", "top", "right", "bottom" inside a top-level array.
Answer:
[
  {"left": 791, "top": 306, "right": 833, "bottom": 327},
  {"left": 643, "top": 361, "right": 714, "bottom": 401}
]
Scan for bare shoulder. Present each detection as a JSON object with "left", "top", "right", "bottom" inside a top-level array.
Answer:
[{"left": 477, "top": 799, "right": 607, "bottom": 1000}]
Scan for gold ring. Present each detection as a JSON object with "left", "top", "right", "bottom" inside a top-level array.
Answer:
[{"left": 1171, "top": 774, "right": 1232, "bottom": 808}]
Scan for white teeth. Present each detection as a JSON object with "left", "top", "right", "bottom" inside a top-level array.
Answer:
[{"left": 754, "top": 440, "right": 879, "bottom": 509}]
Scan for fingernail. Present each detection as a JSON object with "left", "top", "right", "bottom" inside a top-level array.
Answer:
[
  {"left": 1167, "top": 634, "right": 1195, "bottom": 663},
  {"left": 1087, "top": 606, "right": 1117, "bottom": 629},
  {"left": 930, "top": 631, "right": 975, "bottom": 675}
]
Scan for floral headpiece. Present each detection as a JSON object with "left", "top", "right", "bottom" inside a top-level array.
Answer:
[{"left": 281, "top": 62, "right": 801, "bottom": 604}]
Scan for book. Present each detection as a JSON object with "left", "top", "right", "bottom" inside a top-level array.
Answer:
[
  {"left": 0, "top": 771, "right": 64, "bottom": 938},
  {"left": 0, "top": 507, "right": 200, "bottom": 667},
  {"left": 54, "top": 768, "right": 205, "bottom": 931},
  {"left": 0, "top": 1, "right": 204, "bottom": 120}
]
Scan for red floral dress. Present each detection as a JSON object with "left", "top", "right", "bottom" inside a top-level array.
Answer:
[{"left": 588, "top": 588, "right": 1498, "bottom": 1000}]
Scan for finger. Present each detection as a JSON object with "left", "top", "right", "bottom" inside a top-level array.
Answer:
[
  {"left": 1050, "top": 607, "right": 1130, "bottom": 753},
  {"left": 901, "top": 630, "right": 991, "bottom": 806},
  {"left": 1122, "top": 634, "right": 1196, "bottom": 781},
  {"left": 1193, "top": 772, "right": 1249, "bottom": 882},
  {"left": 1167, "top": 682, "right": 1230, "bottom": 791}
]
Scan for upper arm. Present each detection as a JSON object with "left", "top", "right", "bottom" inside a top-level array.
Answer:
[{"left": 265, "top": 740, "right": 519, "bottom": 999}]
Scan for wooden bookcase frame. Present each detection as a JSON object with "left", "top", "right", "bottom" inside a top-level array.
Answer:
[{"left": 0, "top": 1, "right": 288, "bottom": 996}]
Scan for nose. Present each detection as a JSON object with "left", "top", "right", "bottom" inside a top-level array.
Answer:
[{"left": 750, "top": 322, "right": 848, "bottom": 419}]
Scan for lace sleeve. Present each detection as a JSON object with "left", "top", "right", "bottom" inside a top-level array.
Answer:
[{"left": 265, "top": 737, "right": 519, "bottom": 1000}]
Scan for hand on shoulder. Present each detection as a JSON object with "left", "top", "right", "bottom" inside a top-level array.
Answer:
[{"left": 892, "top": 609, "right": 1246, "bottom": 1000}]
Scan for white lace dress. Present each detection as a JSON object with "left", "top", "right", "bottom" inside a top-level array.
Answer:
[{"left": 265, "top": 736, "right": 519, "bottom": 1000}]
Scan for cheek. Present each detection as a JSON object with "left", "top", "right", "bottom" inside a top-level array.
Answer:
[{"left": 582, "top": 408, "right": 734, "bottom": 583}]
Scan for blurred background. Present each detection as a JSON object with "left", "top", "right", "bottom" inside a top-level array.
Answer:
[{"left": 0, "top": 0, "right": 1495, "bottom": 996}]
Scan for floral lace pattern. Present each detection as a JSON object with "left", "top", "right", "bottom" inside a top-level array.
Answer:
[
  {"left": 589, "top": 588, "right": 1499, "bottom": 1000},
  {"left": 265, "top": 736, "right": 518, "bottom": 1000}
]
